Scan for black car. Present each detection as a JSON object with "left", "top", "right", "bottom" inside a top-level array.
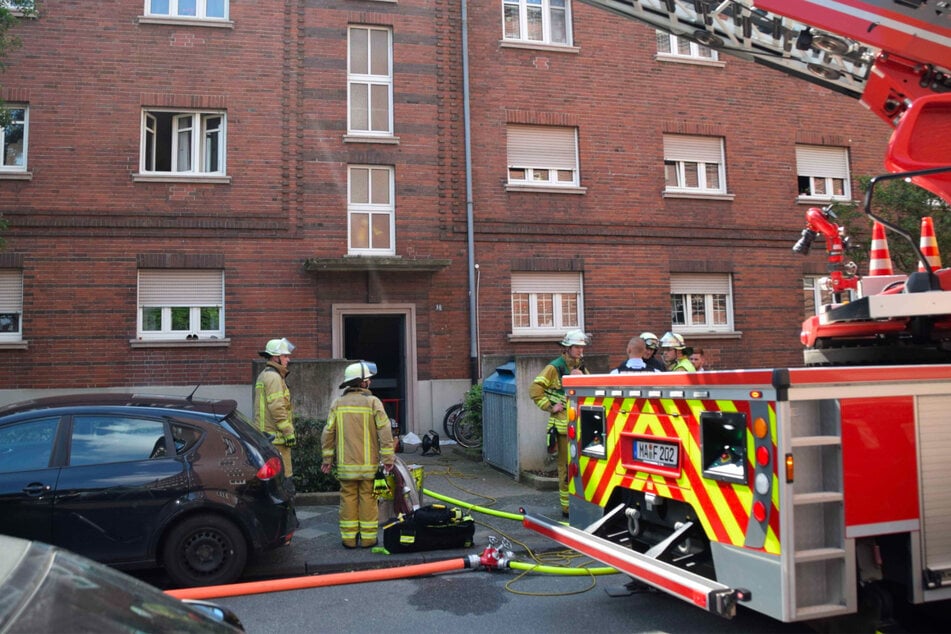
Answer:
[
  {"left": 0, "top": 533, "right": 243, "bottom": 632},
  {"left": 0, "top": 393, "right": 298, "bottom": 588}
]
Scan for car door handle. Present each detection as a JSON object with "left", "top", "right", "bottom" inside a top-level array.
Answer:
[{"left": 22, "top": 483, "right": 52, "bottom": 496}]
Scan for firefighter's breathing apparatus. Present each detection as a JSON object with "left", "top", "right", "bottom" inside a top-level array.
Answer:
[{"left": 168, "top": 458, "right": 617, "bottom": 602}]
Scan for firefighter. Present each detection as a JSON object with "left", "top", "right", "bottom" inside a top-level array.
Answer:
[
  {"left": 660, "top": 331, "right": 696, "bottom": 372},
  {"left": 640, "top": 331, "right": 667, "bottom": 372},
  {"left": 321, "top": 361, "right": 395, "bottom": 548},
  {"left": 254, "top": 338, "right": 297, "bottom": 483},
  {"left": 530, "top": 329, "right": 590, "bottom": 517}
]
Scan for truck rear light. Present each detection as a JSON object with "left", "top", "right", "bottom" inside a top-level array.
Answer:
[
  {"left": 567, "top": 424, "right": 576, "bottom": 440},
  {"left": 785, "top": 453, "right": 794, "bottom": 483},
  {"left": 256, "top": 456, "right": 283, "bottom": 481},
  {"left": 756, "top": 446, "right": 770, "bottom": 466}
]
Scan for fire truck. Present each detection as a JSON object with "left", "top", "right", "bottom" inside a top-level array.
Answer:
[{"left": 523, "top": 0, "right": 951, "bottom": 624}]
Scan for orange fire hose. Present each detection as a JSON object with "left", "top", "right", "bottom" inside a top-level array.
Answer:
[{"left": 166, "top": 556, "right": 475, "bottom": 600}]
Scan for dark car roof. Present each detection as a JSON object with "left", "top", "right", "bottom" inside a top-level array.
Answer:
[{"left": 0, "top": 392, "right": 238, "bottom": 420}]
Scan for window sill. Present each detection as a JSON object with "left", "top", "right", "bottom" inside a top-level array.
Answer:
[
  {"left": 663, "top": 190, "right": 735, "bottom": 201},
  {"left": 674, "top": 331, "right": 742, "bottom": 340},
  {"left": 0, "top": 171, "right": 32, "bottom": 181},
  {"left": 499, "top": 40, "right": 580, "bottom": 55},
  {"left": 655, "top": 54, "right": 726, "bottom": 68},
  {"left": 796, "top": 196, "right": 853, "bottom": 204},
  {"left": 130, "top": 338, "right": 231, "bottom": 349},
  {"left": 0, "top": 340, "right": 28, "bottom": 350},
  {"left": 136, "top": 16, "right": 234, "bottom": 29},
  {"left": 509, "top": 332, "right": 578, "bottom": 343},
  {"left": 343, "top": 135, "right": 400, "bottom": 145},
  {"left": 133, "top": 173, "right": 232, "bottom": 184},
  {"left": 506, "top": 184, "right": 587, "bottom": 194}
]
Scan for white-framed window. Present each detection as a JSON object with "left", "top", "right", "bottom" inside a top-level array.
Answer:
[
  {"left": 137, "top": 270, "right": 224, "bottom": 341},
  {"left": 670, "top": 273, "right": 733, "bottom": 333},
  {"left": 348, "top": 26, "right": 393, "bottom": 136},
  {"left": 507, "top": 124, "right": 579, "bottom": 188},
  {"left": 664, "top": 134, "right": 726, "bottom": 194},
  {"left": 511, "top": 272, "right": 583, "bottom": 335},
  {"left": 0, "top": 270, "right": 23, "bottom": 342},
  {"left": 796, "top": 145, "right": 851, "bottom": 200},
  {"left": 803, "top": 275, "right": 834, "bottom": 318},
  {"left": 656, "top": 31, "right": 718, "bottom": 61},
  {"left": 141, "top": 110, "right": 225, "bottom": 175},
  {"left": 1, "top": 106, "right": 27, "bottom": 171},
  {"left": 145, "top": 0, "right": 228, "bottom": 20},
  {"left": 502, "top": 0, "right": 571, "bottom": 46},
  {"left": 348, "top": 165, "right": 395, "bottom": 255}
]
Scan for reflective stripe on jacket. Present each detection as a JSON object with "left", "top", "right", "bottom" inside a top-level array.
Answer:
[{"left": 321, "top": 387, "right": 395, "bottom": 480}]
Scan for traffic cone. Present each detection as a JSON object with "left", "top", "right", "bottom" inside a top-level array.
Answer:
[
  {"left": 868, "top": 221, "right": 893, "bottom": 276},
  {"left": 919, "top": 216, "right": 942, "bottom": 272}
]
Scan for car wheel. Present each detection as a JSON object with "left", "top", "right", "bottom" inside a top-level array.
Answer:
[{"left": 162, "top": 514, "right": 247, "bottom": 588}]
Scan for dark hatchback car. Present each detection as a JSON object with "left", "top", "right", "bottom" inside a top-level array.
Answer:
[{"left": 0, "top": 393, "right": 298, "bottom": 588}]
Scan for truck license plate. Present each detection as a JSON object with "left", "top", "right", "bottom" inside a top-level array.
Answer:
[{"left": 634, "top": 440, "right": 678, "bottom": 467}]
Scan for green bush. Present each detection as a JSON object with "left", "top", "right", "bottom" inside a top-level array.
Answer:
[
  {"left": 462, "top": 383, "right": 483, "bottom": 437},
  {"left": 290, "top": 418, "right": 340, "bottom": 493}
]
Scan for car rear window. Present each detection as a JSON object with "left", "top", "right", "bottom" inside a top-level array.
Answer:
[
  {"left": 171, "top": 424, "right": 202, "bottom": 455},
  {"left": 70, "top": 416, "right": 167, "bottom": 466}
]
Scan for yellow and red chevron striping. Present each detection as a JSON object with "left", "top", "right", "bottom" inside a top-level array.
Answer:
[{"left": 573, "top": 395, "right": 781, "bottom": 554}]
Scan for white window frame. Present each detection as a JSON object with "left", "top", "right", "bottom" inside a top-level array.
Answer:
[
  {"left": 803, "top": 275, "right": 834, "bottom": 318},
  {"left": 144, "top": 0, "right": 228, "bottom": 20},
  {"left": 348, "top": 165, "right": 396, "bottom": 256},
  {"left": 664, "top": 134, "right": 726, "bottom": 195},
  {"left": 502, "top": 0, "right": 572, "bottom": 46},
  {"left": 656, "top": 31, "right": 719, "bottom": 62},
  {"left": 140, "top": 110, "right": 226, "bottom": 176},
  {"left": 0, "top": 270, "right": 23, "bottom": 342},
  {"left": 670, "top": 273, "right": 734, "bottom": 334},
  {"left": 1, "top": 105, "right": 27, "bottom": 172},
  {"left": 137, "top": 270, "right": 224, "bottom": 341},
  {"left": 348, "top": 26, "right": 393, "bottom": 137},
  {"left": 511, "top": 272, "right": 583, "bottom": 336},
  {"left": 796, "top": 144, "right": 851, "bottom": 201},
  {"left": 507, "top": 124, "right": 580, "bottom": 188}
]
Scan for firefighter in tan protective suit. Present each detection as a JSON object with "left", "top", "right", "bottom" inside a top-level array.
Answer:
[
  {"left": 530, "top": 329, "right": 590, "bottom": 518},
  {"left": 254, "top": 338, "right": 297, "bottom": 482},
  {"left": 321, "top": 361, "right": 395, "bottom": 548}
]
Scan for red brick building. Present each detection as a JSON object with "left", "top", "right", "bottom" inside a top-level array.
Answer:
[{"left": 0, "top": 1, "right": 889, "bottom": 431}]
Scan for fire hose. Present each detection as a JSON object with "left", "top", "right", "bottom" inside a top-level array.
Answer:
[{"left": 166, "top": 487, "right": 617, "bottom": 600}]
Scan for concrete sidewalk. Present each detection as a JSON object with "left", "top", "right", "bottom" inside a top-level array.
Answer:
[{"left": 244, "top": 446, "right": 564, "bottom": 580}]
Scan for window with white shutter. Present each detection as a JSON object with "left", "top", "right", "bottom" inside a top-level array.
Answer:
[
  {"left": 796, "top": 145, "right": 851, "bottom": 200},
  {"left": 507, "top": 125, "right": 579, "bottom": 188},
  {"left": 664, "top": 135, "right": 726, "bottom": 194},
  {"left": 670, "top": 273, "right": 733, "bottom": 333},
  {"left": 137, "top": 270, "right": 224, "bottom": 340},
  {"left": 0, "top": 270, "right": 23, "bottom": 341},
  {"left": 511, "top": 272, "right": 583, "bottom": 335}
]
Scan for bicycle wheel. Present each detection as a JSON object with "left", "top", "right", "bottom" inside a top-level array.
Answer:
[
  {"left": 453, "top": 409, "right": 482, "bottom": 449},
  {"left": 442, "top": 403, "right": 464, "bottom": 440}
]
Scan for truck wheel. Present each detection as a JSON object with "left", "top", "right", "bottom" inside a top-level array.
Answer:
[{"left": 162, "top": 514, "right": 247, "bottom": 588}]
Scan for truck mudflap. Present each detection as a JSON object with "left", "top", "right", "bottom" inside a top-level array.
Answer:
[{"left": 523, "top": 512, "right": 749, "bottom": 619}]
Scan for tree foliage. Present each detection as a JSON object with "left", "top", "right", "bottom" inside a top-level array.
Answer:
[{"left": 831, "top": 176, "right": 951, "bottom": 275}]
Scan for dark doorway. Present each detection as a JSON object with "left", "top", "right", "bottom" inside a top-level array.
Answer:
[{"left": 343, "top": 314, "right": 406, "bottom": 433}]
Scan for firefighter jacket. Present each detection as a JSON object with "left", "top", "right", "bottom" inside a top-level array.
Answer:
[
  {"left": 321, "top": 387, "right": 395, "bottom": 480},
  {"left": 254, "top": 361, "right": 295, "bottom": 444},
  {"left": 668, "top": 356, "right": 697, "bottom": 372},
  {"left": 530, "top": 353, "right": 589, "bottom": 434}
]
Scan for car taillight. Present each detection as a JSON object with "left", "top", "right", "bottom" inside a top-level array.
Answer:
[{"left": 256, "top": 456, "right": 283, "bottom": 481}]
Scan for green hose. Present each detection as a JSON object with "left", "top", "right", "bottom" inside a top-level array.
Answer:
[{"left": 422, "top": 487, "right": 524, "bottom": 521}]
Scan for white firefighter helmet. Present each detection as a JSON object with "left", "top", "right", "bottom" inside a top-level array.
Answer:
[
  {"left": 660, "top": 331, "right": 686, "bottom": 350},
  {"left": 639, "top": 332, "right": 660, "bottom": 350},
  {"left": 340, "top": 361, "right": 378, "bottom": 389},
  {"left": 560, "top": 329, "right": 589, "bottom": 347},
  {"left": 261, "top": 337, "right": 295, "bottom": 357}
]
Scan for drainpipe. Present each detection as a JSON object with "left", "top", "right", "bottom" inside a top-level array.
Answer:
[{"left": 462, "top": 0, "right": 479, "bottom": 384}]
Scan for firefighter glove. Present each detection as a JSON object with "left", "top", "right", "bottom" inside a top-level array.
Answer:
[{"left": 284, "top": 434, "right": 297, "bottom": 447}]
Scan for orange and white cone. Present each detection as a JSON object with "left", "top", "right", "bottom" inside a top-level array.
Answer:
[
  {"left": 868, "top": 221, "right": 894, "bottom": 276},
  {"left": 919, "top": 216, "right": 942, "bottom": 272}
]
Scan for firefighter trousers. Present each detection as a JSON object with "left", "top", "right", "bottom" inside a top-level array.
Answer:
[
  {"left": 557, "top": 433, "right": 569, "bottom": 515},
  {"left": 339, "top": 479, "right": 378, "bottom": 547}
]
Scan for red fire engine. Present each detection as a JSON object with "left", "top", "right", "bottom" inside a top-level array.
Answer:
[{"left": 524, "top": 0, "right": 951, "bottom": 624}]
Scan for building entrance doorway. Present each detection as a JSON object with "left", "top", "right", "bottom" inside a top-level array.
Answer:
[{"left": 335, "top": 307, "right": 415, "bottom": 435}]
